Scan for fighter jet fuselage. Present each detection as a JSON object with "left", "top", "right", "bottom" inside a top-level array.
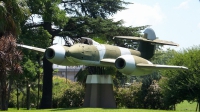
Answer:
[{"left": 18, "top": 28, "right": 188, "bottom": 76}]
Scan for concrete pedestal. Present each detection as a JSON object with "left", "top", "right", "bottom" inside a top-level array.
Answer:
[{"left": 83, "top": 75, "right": 116, "bottom": 108}]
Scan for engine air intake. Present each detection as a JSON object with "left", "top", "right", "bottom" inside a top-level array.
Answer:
[
  {"left": 45, "top": 48, "right": 55, "bottom": 59},
  {"left": 115, "top": 58, "right": 125, "bottom": 69}
]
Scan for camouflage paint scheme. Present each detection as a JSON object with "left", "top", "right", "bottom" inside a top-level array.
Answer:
[
  {"left": 18, "top": 28, "right": 188, "bottom": 76},
  {"left": 43, "top": 37, "right": 187, "bottom": 76}
]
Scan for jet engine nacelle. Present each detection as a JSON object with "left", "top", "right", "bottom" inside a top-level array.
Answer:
[
  {"left": 45, "top": 45, "right": 66, "bottom": 65},
  {"left": 115, "top": 55, "right": 153, "bottom": 76}
]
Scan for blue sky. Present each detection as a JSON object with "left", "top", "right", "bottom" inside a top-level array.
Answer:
[{"left": 112, "top": 0, "right": 200, "bottom": 50}]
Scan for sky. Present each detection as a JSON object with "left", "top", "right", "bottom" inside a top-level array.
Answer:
[{"left": 111, "top": 0, "right": 200, "bottom": 50}]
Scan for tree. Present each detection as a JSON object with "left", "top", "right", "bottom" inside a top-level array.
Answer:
[
  {"left": 62, "top": 16, "right": 147, "bottom": 41},
  {"left": 22, "top": 0, "right": 68, "bottom": 108},
  {"left": 0, "top": 36, "right": 23, "bottom": 110},
  {"left": 18, "top": 26, "right": 52, "bottom": 108},
  {"left": 134, "top": 49, "right": 175, "bottom": 109},
  {"left": 160, "top": 46, "right": 200, "bottom": 111},
  {"left": 0, "top": 0, "right": 29, "bottom": 110},
  {"left": 62, "top": 0, "right": 131, "bottom": 19}
]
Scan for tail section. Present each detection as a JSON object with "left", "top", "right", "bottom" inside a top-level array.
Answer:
[
  {"left": 138, "top": 28, "right": 156, "bottom": 60},
  {"left": 114, "top": 28, "right": 179, "bottom": 60}
]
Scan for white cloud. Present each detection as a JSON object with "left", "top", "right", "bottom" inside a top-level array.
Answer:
[
  {"left": 175, "top": 0, "right": 190, "bottom": 9},
  {"left": 111, "top": 3, "right": 165, "bottom": 27},
  {"left": 198, "top": 23, "right": 200, "bottom": 29}
]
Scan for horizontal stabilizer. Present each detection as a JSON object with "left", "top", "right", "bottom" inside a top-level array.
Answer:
[
  {"left": 113, "top": 36, "right": 179, "bottom": 46},
  {"left": 136, "top": 63, "right": 188, "bottom": 70},
  {"left": 17, "top": 44, "right": 45, "bottom": 52}
]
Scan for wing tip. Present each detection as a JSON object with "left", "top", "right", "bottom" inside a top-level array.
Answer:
[{"left": 181, "top": 66, "right": 188, "bottom": 70}]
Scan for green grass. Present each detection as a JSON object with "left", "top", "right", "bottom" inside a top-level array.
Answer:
[
  {"left": 7, "top": 101, "right": 197, "bottom": 112},
  {"left": 8, "top": 108, "right": 176, "bottom": 112},
  {"left": 176, "top": 100, "right": 197, "bottom": 111}
]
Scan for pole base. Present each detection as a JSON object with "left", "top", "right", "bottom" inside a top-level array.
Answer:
[{"left": 83, "top": 75, "right": 116, "bottom": 108}]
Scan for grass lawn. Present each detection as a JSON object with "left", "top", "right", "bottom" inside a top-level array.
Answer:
[
  {"left": 7, "top": 101, "right": 197, "bottom": 112},
  {"left": 176, "top": 100, "right": 197, "bottom": 111},
  {"left": 8, "top": 108, "right": 176, "bottom": 112}
]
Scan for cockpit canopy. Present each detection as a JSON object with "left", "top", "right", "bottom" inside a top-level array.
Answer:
[{"left": 80, "top": 37, "right": 99, "bottom": 45}]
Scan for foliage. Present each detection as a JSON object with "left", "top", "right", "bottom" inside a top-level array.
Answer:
[
  {"left": 27, "top": 0, "right": 68, "bottom": 28},
  {"left": 131, "top": 50, "right": 170, "bottom": 109},
  {"left": 52, "top": 76, "right": 85, "bottom": 108},
  {"left": 9, "top": 76, "right": 84, "bottom": 108},
  {"left": 9, "top": 85, "right": 41, "bottom": 108},
  {"left": 18, "top": 26, "right": 51, "bottom": 82},
  {"left": 22, "top": 0, "right": 66, "bottom": 108},
  {"left": 114, "top": 82, "right": 142, "bottom": 108},
  {"left": 62, "top": 0, "right": 131, "bottom": 19},
  {"left": 52, "top": 76, "right": 70, "bottom": 107},
  {"left": 63, "top": 17, "right": 147, "bottom": 40},
  {"left": 0, "top": 0, "right": 30, "bottom": 110},
  {"left": 112, "top": 71, "right": 128, "bottom": 88},
  {"left": 74, "top": 67, "right": 89, "bottom": 86},
  {"left": 57, "top": 82, "right": 84, "bottom": 108},
  {"left": 160, "top": 46, "right": 200, "bottom": 110},
  {"left": 144, "top": 80, "right": 164, "bottom": 109},
  {"left": 18, "top": 26, "right": 51, "bottom": 109},
  {"left": 0, "top": 35, "right": 23, "bottom": 110},
  {"left": 0, "top": 0, "right": 30, "bottom": 36}
]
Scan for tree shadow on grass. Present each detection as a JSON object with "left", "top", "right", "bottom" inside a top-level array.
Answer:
[
  {"left": 49, "top": 107, "right": 120, "bottom": 111},
  {"left": 49, "top": 108, "right": 83, "bottom": 111}
]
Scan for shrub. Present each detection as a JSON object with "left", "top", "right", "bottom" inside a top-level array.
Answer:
[
  {"left": 52, "top": 76, "right": 84, "bottom": 108},
  {"left": 9, "top": 85, "right": 41, "bottom": 108},
  {"left": 57, "top": 82, "right": 84, "bottom": 108},
  {"left": 114, "top": 82, "right": 142, "bottom": 108}
]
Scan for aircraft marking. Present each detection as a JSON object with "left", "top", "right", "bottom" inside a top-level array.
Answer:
[
  {"left": 118, "top": 47, "right": 131, "bottom": 55},
  {"left": 95, "top": 44, "right": 106, "bottom": 60}
]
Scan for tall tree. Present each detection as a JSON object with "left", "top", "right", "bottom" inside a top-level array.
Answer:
[
  {"left": 21, "top": 0, "right": 68, "bottom": 108},
  {"left": 18, "top": 26, "right": 52, "bottom": 108}
]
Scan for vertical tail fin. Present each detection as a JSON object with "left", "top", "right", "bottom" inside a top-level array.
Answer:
[
  {"left": 138, "top": 28, "right": 156, "bottom": 60},
  {"left": 138, "top": 41, "right": 156, "bottom": 60}
]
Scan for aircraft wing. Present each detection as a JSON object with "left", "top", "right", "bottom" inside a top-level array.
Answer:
[
  {"left": 100, "top": 59, "right": 188, "bottom": 70},
  {"left": 17, "top": 44, "right": 46, "bottom": 52},
  {"left": 100, "top": 59, "right": 115, "bottom": 66},
  {"left": 113, "top": 36, "right": 143, "bottom": 41},
  {"left": 136, "top": 63, "right": 188, "bottom": 70},
  {"left": 113, "top": 36, "right": 179, "bottom": 46},
  {"left": 100, "top": 59, "right": 115, "bottom": 63}
]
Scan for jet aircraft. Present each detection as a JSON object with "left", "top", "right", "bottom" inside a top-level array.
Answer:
[{"left": 18, "top": 28, "right": 187, "bottom": 76}]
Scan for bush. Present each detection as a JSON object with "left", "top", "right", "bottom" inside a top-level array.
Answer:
[
  {"left": 114, "top": 82, "right": 142, "bottom": 108},
  {"left": 57, "top": 82, "right": 84, "bottom": 108},
  {"left": 52, "top": 76, "right": 84, "bottom": 108},
  {"left": 9, "top": 85, "right": 41, "bottom": 108},
  {"left": 144, "top": 80, "right": 164, "bottom": 109},
  {"left": 9, "top": 76, "right": 166, "bottom": 109}
]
